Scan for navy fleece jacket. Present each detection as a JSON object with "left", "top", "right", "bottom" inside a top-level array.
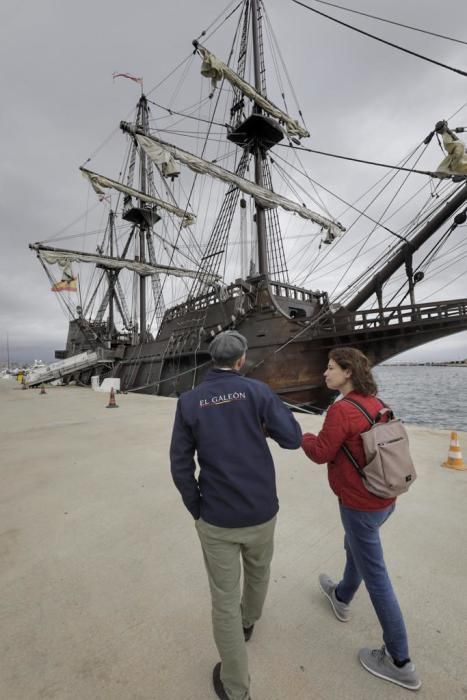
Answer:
[{"left": 170, "top": 368, "right": 302, "bottom": 527}]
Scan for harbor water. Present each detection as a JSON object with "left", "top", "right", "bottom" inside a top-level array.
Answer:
[{"left": 374, "top": 365, "right": 467, "bottom": 431}]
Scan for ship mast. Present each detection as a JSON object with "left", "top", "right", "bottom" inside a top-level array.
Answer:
[
  {"left": 122, "top": 94, "right": 163, "bottom": 343},
  {"left": 146, "top": 0, "right": 316, "bottom": 297},
  {"left": 251, "top": 0, "right": 268, "bottom": 276},
  {"left": 138, "top": 96, "right": 148, "bottom": 341},
  {"left": 108, "top": 210, "right": 116, "bottom": 339}
]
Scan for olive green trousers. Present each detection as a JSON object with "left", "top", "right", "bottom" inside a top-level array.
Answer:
[{"left": 195, "top": 515, "right": 277, "bottom": 700}]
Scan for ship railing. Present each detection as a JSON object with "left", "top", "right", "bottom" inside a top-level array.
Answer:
[
  {"left": 269, "top": 281, "right": 325, "bottom": 303},
  {"left": 316, "top": 299, "right": 467, "bottom": 334},
  {"left": 163, "top": 282, "right": 248, "bottom": 321},
  {"left": 163, "top": 279, "right": 327, "bottom": 322}
]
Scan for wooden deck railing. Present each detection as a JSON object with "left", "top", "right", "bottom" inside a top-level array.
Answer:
[{"left": 316, "top": 299, "right": 467, "bottom": 335}]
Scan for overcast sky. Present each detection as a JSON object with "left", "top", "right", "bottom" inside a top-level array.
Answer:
[{"left": 1, "top": 0, "right": 467, "bottom": 363}]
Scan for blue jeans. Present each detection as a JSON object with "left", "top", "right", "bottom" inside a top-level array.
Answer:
[{"left": 336, "top": 504, "right": 409, "bottom": 662}]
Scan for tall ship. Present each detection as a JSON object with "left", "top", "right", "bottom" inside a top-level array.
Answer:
[{"left": 29, "top": 0, "right": 467, "bottom": 409}]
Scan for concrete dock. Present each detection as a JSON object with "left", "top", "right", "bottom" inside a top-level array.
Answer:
[{"left": 1, "top": 380, "right": 467, "bottom": 699}]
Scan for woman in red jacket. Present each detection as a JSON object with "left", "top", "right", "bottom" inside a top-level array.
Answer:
[{"left": 302, "top": 347, "right": 421, "bottom": 691}]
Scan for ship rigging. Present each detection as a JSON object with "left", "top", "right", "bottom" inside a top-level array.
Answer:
[{"left": 29, "top": 0, "right": 467, "bottom": 407}]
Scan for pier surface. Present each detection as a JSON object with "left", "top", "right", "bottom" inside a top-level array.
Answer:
[{"left": 1, "top": 380, "right": 466, "bottom": 699}]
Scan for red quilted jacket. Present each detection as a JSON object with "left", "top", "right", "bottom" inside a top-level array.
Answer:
[{"left": 302, "top": 391, "right": 395, "bottom": 511}]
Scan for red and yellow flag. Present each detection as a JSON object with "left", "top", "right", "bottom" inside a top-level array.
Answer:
[{"left": 51, "top": 276, "right": 78, "bottom": 293}]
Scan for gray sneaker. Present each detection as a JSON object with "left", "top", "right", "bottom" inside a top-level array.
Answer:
[
  {"left": 318, "top": 574, "right": 350, "bottom": 622},
  {"left": 359, "top": 645, "right": 422, "bottom": 691}
]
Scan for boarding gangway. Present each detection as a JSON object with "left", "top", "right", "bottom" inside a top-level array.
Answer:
[{"left": 26, "top": 349, "right": 113, "bottom": 387}]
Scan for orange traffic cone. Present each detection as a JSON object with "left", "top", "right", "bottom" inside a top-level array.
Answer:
[
  {"left": 106, "top": 386, "right": 119, "bottom": 408},
  {"left": 40, "top": 384, "right": 47, "bottom": 395},
  {"left": 442, "top": 432, "right": 467, "bottom": 470}
]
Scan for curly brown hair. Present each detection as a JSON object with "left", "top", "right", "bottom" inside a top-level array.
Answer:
[{"left": 328, "top": 347, "right": 378, "bottom": 396}]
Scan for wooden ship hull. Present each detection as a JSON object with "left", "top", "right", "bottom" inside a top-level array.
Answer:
[{"left": 61, "top": 276, "right": 467, "bottom": 410}]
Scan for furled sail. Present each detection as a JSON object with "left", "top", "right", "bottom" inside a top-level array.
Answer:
[
  {"left": 435, "top": 122, "right": 467, "bottom": 178},
  {"left": 80, "top": 167, "right": 195, "bottom": 227},
  {"left": 138, "top": 139, "right": 180, "bottom": 178},
  {"left": 31, "top": 244, "right": 219, "bottom": 282},
  {"left": 197, "top": 45, "right": 310, "bottom": 140},
  {"left": 129, "top": 130, "right": 345, "bottom": 238}
]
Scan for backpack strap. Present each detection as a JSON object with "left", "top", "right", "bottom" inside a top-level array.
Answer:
[
  {"left": 341, "top": 443, "right": 368, "bottom": 480},
  {"left": 342, "top": 396, "right": 393, "bottom": 424},
  {"left": 341, "top": 397, "right": 376, "bottom": 424},
  {"left": 339, "top": 397, "right": 390, "bottom": 480}
]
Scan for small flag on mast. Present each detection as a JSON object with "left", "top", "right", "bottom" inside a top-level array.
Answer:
[
  {"left": 51, "top": 276, "right": 78, "bottom": 293},
  {"left": 112, "top": 72, "right": 143, "bottom": 85}
]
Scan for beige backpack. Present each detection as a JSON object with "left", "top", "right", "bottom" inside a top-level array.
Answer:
[{"left": 341, "top": 398, "right": 417, "bottom": 498}]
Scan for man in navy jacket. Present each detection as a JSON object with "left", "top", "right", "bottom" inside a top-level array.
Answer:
[{"left": 170, "top": 330, "right": 302, "bottom": 700}]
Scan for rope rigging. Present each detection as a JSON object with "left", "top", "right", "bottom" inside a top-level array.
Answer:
[
  {"left": 265, "top": 131, "right": 459, "bottom": 300},
  {"left": 73, "top": 3, "right": 250, "bottom": 348},
  {"left": 382, "top": 208, "right": 467, "bottom": 308},
  {"left": 194, "top": 0, "right": 244, "bottom": 44},
  {"left": 300, "top": 0, "right": 467, "bottom": 47},
  {"left": 262, "top": 3, "right": 309, "bottom": 134},
  {"left": 333, "top": 189, "right": 465, "bottom": 308},
  {"left": 279, "top": 142, "right": 445, "bottom": 178},
  {"left": 301, "top": 175, "right": 463, "bottom": 306},
  {"left": 298, "top": 149, "right": 428, "bottom": 289},
  {"left": 51, "top": 16, "right": 466, "bottom": 346},
  {"left": 271, "top": 152, "right": 402, "bottom": 240},
  {"left": 291, "top": 0, "right": 467, "bottom": 78}
]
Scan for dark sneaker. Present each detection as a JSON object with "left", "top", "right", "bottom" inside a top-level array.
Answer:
[
  {"left": 213, "top": 662, "right": 252, "bottom": 699},
  {"left": 318, "top": 574, "right": 350, "bottom": 622},
  {"left": 359, "top": 646, "right": 422, "bottom": 691},
  {"left": 243, "top": 624, "right": 254, "bottom": 642},
  {"left": 212, "top": 663, "right": 229, "bottom": 700}
]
